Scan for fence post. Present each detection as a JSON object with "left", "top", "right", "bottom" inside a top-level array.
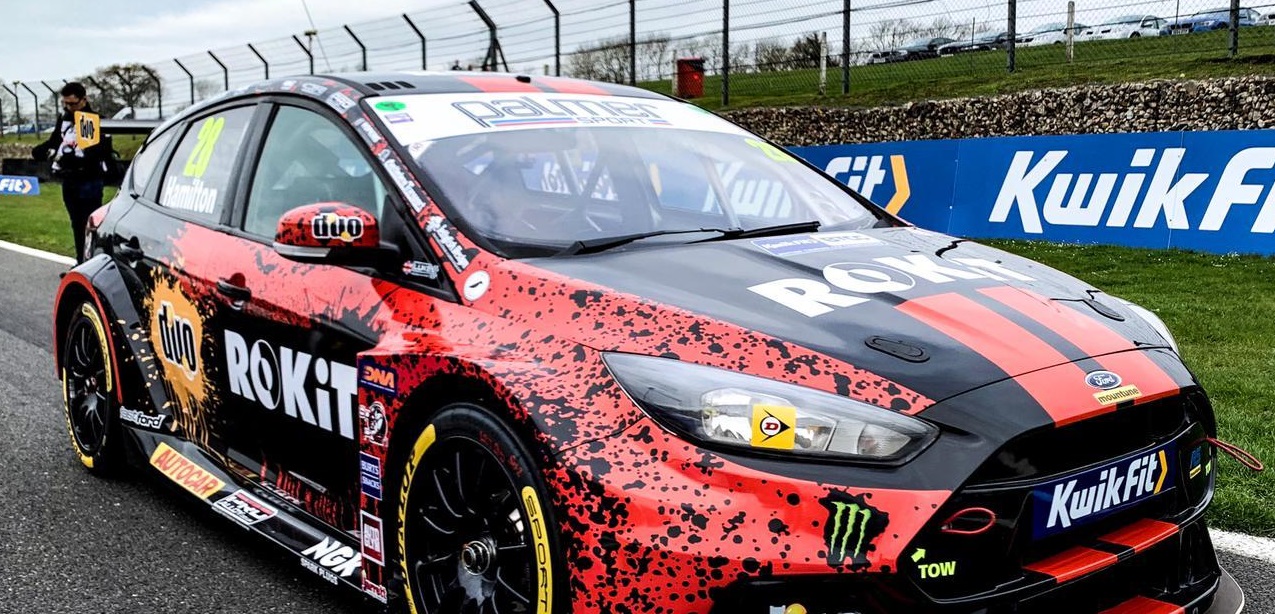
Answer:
[
  {"left": 1067, "top": 1, "right": 1075, "bottom": 63},
  {"left": 542, "top": 0, "right": 560, "bottom": 76},
  {"left": 2, "top": 84, "right": 18, "bottom": 134},
  {"left": 403, "top": 15, "right": 428, "bottom": 70},
  {"left": 208, "top": 51, "right": 229, "bottom": 91},
  {"left": 248, "top": 44, "right": 269, "bottom": 80},
  {"left": 629, "top": 0, "right": 637, "bottom": 85},
  {"left": 1229, "top": 0, "right": 1240, "bottom": 57},
  {"left": 291, "top": 35, "right": 315, "bottom": 75},
  {"left": 819, "top": 32, "right": 828, "bottom": 96},
  {"left": 19, "top": 82, "right": 39, "bottom": 135},
  {"left": 842, "top": 0, "right": 851, "bottom": 94},
  {"left": 39, "top": 82, "right": 57, "bottom": 130},
  {"left": 142, "top": 67, "right": 163, "bottom": 119},
  {"left": 722, "top": 0, "right": 730, "bottom": 107},
  {"left": 344, "top": 26, "right": 368, "bottom": 71},
  {"left": 174, "top": 59, "right": 196, "bottom": 106},
  {"left": 0, "top": 94, "right": 5, "bottom": 137},
  {"left": 1007, "top": 0, "right": 1017, "bottom": 73}
]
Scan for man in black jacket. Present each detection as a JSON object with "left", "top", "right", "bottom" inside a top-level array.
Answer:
[{"left": 32, "top": 82, "right": 113, "bottom": 262}]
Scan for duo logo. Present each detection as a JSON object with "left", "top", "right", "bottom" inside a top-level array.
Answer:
[{"left": 823, "top": 154, "right": 911, "bottom": 215}]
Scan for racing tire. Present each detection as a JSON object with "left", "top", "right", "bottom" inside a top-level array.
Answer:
[
  {"left": 60, "top": 300, "right": 123, "bottom": 475},
  {"left": 396, "top": 404, "right": 564, "bottom": 614}
]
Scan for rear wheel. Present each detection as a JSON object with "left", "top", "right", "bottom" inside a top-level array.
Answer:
[
  {"left": 61, "top": 300, "right": 122, "bottom": 475},
  {"left": 397, "top": 404, "right": 562, "bottom": 614}
]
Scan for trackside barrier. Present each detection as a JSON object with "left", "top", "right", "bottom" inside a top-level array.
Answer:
[{"left": 790, "top": 129, "right": 1275, "bottom": 256}]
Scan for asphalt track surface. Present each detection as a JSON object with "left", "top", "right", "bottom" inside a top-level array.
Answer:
[{"left": 0, "top": 247, "right": 1270, "bottom": 613}]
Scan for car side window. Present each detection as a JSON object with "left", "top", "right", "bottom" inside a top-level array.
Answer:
[
  {"left": 243, "top": 105, "right": 388, "bottom": 238},
  {"left": 156, "top": 107, "right": 254, "bottom": 221},
  {"left": 128, "top": 128, "right": 176, "bottom": 195}
]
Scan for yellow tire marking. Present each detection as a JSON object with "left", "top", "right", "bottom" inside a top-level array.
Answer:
[
  {"left": 398, "top": 424, "right": 436, "bottom": 614},
  {"left": 522, "top": 486, "right": 553, "bottom": 614},
  {"left": 885, "top": 155, "right": 911, "bottom": 215}
]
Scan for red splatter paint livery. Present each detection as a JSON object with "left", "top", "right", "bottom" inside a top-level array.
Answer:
[{"left": 52, "top": 72, "right": 1241, "bottom": 614}]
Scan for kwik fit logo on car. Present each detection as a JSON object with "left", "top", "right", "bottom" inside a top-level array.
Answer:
[{"left": 1032, "top": 444, "right": 1174, "bottom": 539}]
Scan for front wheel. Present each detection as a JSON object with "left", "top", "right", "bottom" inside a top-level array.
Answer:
[
  {"left": 60, "top": 300, "right": 123, "bottom": 475},
  {"left": 397, "top": 404, "right": 564, "bottom": 614}
]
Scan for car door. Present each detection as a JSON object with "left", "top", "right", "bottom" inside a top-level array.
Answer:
[
  {"left": 200, "top": 99, "right": 440, "bottom": 531},
  {"left": 116, "top": 104, "right": 259, "bottom": 457}
]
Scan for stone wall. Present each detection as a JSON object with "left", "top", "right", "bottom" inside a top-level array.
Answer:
[{"left": 722, "top": 75, "right": 1275, "bottom": 146}]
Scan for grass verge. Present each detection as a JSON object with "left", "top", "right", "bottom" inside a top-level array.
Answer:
[
  {"left": 0, "top": 191, "right": 1270, "bottom": 535},
  {"left": 0, "top": 183, "right": 117, "bottom": 257},
  {"left": 643, "top": 29, "right": 1275, "bottom": 109}
]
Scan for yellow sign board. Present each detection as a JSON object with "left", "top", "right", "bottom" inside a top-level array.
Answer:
[{"left": 74, "top": 111, "right": 101, "bottom": 150}]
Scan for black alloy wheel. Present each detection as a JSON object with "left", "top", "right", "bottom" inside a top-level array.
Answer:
[
  {"left": 399, "top": 405, "right": 561, "bottom": 614},
  {"left": 61, "top": 302, "right": 121, "bottom": 473}
]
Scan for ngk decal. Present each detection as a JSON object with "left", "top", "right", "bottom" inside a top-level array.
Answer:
[
  {"left": 301, "top": 537, "right": 362, "bottom": 583},
  {"left": 224, "top": 330, "right": 358, "bottom": 439},
  {"left": 749, "top": 255, "right": 1033, "bottom": 317},
  {"left": 991, "top": 147, "right": 1275, "bottom": 234}
]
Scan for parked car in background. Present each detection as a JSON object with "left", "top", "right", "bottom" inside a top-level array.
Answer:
[
  {"left": 1079, "top": 15, "right": 1166, "bottom": 40},
  {"left": 894, "top": 36, "right": 956, "bottom": 61},
  {"left": 1016, "top": 21, "right": 1087, "bottom": 46},
  {"left": 938, "top": 31, "right": 1010, "bottom": 55},
  {"left": 866, "top": 37, "right": 954, "bottom": 63},
  {"left": 1162, "top": 8, "right": 1260, "bottom": 33},
  {"left": 1256, "top": 8, "right": 1275, "bottom": 25}
]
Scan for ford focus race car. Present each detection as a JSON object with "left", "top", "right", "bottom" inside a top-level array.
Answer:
[{"left": 54, "top": 72, "right": 1243, "bottom": 614}]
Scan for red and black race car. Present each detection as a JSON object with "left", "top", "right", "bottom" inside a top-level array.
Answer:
[{"left": 53, "top": 71, "right": 1243, "bottom": 613}]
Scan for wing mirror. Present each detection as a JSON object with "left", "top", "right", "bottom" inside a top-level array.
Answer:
[{"left": 272, "top": 203, "right": 399, "bottom": 267}]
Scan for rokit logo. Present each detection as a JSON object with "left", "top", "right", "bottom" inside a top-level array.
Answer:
[
  {"left": 301, "top": 537, "right": 362, "bottom": 583},
  {"left": 990, "top": 147, "right": 1275, "bottom": 234},
  {"left": 824, "top": 154, "right": 911, "bottom": 214},
  {"left": 311, "top": 213, "right": 364, "bottom": 242},
  {"left": 157, "top": 301, "right": 199, "bottom": 380},
  {"left": 750, "top": 254, "right": 1034, "bottom": 317},
  {"left": 224, "top": 331, "right": 358, "bottom": 439},
  {"left": 1034, "top": 446, "right": 1173, "bottom": 538}
]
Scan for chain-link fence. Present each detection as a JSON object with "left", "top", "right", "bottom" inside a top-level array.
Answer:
[{"left": 3, "top": 0, "right": 1274, "bottom": 132}]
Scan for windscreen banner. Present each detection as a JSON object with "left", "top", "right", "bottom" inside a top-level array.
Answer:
[{"left": 790, "top": 130, "right": 1275, "bottom": 256}]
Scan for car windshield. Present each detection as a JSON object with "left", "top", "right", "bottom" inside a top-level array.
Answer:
[
  {"left": 1104, "top": 15, "right": 1145, "bottom": 25},
  {"left": 371, "top": 93, "right": 881, "bottom": 257},
  {"left": 1029, "top": 22, "right": 1066, "bottom": 33}
]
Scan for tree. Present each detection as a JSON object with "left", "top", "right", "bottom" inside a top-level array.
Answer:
[
  {"left": 788, "top": 33, "right": 833, "bottom": 69},
  {"left": 85, "top": 63, "right": 160, "bottom": 118},
  {"left": 754, "top": 40, "right": 790, "bottom": 72}
]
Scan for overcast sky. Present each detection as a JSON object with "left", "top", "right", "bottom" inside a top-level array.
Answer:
[{"left": 1, "top": 0, "right": 1262, "bottom": 118}]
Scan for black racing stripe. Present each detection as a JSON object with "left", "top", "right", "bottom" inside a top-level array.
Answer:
[{"left": 968, "top": 291, "right": 1102, "bottom": 371}]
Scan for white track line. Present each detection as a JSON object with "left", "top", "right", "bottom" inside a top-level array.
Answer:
[
  {"left": 1212, "top": 529, "right": 1275, "bottom": 564},
  {"left": 0, "top": 239, "right": 74, "bottom": 266},
  {"left": 2, "top": 234, "right": 1274, "bottom": 565}
]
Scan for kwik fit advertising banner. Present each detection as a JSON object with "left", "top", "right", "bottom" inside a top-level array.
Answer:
[{"left": 791, "top": 130, "right": 1275, "bottom": 256}]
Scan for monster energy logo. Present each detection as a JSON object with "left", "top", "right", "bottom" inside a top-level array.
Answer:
[{"left": 820, "top": 491, "right": 888, "bottom": 568}]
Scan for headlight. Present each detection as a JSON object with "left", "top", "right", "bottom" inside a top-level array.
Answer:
[
  {"left": 1116, "top": 298, "right": 1180, "bottom": 354},
  {"left": 603, "top": 353, "right": 938, "bottom": 462}
]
